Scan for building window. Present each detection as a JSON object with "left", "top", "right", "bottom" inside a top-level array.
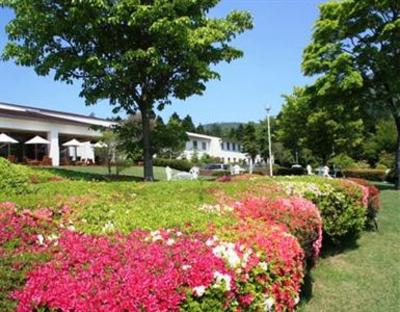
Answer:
[
  {"left": 202, "top": 142, "right": 207, "bottom": 150},
  {"left": 193, "top": 140, "right": 198, "bottom": 150},
  {"left": 226, "top": 142, "right": 230, "bottom": 150},
  {"left": 232, "top": 143, "right": 236, "bottom": 151},
  {"left": 220, "top": 143, "right": 224, "bottom": 150}
]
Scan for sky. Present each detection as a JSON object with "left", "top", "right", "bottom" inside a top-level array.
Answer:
[{"left": 0, "top": 0, "right": 323, "bottom": 125}]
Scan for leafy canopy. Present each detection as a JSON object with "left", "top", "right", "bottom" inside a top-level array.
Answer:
[{"left": 1, "top": 0, "right": 253, "bottom": 112}]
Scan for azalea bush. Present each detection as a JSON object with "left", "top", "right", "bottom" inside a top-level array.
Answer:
[
  {"left": 11, "top": 227, "right": 304, "bottom": 312},
  {"left": 347, "top": 178, "right": 380, "bottom": 228},
  {"left": 0, "top": 202, "right": 57, "bottom": 311},
  {"left": 277, "top": 177, "right": 367, "bottom": 240},
  {"left": 233, "top": 197, "right": 322, "bottom": 261}
]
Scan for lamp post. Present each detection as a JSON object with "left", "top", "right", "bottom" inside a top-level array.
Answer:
[{"left": 266, "top": 105, "right": 273, "bottom": 177}]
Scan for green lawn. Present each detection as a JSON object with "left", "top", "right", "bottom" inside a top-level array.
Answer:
[
  {"left": 39, "top": 165, "right": 180, "bottom": 181},
  {"left": 300, "top": 184, "right": 400, "bottom": 312}
]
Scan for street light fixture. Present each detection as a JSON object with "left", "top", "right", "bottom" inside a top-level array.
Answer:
[{"left": 266, "top": 105, "right": 273, "bottom": 177}]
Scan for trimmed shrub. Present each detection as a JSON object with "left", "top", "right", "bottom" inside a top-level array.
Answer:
[
  {"left": 275, "top": 167, "right": 305, "bottom": 176},
  {"left": 153, "top": 158, "right": 193, "bottom": 172},
  {"left": 212, "top": 170, "right": 231, "bottom": 177},
  {"left": 278, "top": 177, "right": 367, "bottom": 240},
  {"left": 0, "top": 158, "right": 31, "bottom": 194},
  {"left": 347, "top": 178, "right": 380, "bottom": 228},
  {"left": 343, "top": 168, "right": 387, "bottom": 181},
  {"left": 10, "top": 226, "right": 304, "bottom": 312},
  {"left": 234, "top": 197, "right": 322, "bottom": 261}
]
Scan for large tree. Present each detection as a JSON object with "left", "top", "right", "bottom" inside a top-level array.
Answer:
[
  {"left": 1, "top": 0, "right": 252, "bottom": 181},
  {"left": 302, "top": 0, "right": 400, "bottom": 188}
]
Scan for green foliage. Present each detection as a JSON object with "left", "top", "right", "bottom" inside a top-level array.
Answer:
[
  {"left": 242, "top": 122, "right": 259, "bottom": 162},
  {"left": 1, "top": 0, "right": 253, "bottom": 180},
  {"left": 277, "top": 176, "right": 367, "bottom": 240},
  {"left": 211, "top": 170, "right": 231, "bottom": 177},
  {"left": 329, "top": 154, "right": 356, "bottom": 169},
  {"left": 275, "top": 166, "right": 305, "bottom": 176},
  {"left": 0, "top": 158, "right": 31, "bottom": 194},
  {"left": 302, "top": 0, "right": 400, "bottom": 188},
  {"left": 153, "top": 158, "right": 193, "bottom": 172},
  {"left": 277, "top": 87, "right": 365, "bottom": 162}
]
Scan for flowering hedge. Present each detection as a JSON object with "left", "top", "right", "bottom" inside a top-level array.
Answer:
[
  {"left": 1, "top": 203, "right": 304, "bottom": 312},
  {"left": 278, "top": 177, "right": 367, "bottom": 240},
  {"left": 233, "top": 197, "right": 322, "bottom": 261},
  {"left": 347, "top": 178, "right": 380, "bottom": 228},
  {"left": 11, "top": 228, "right": 303, "bottom": 312}
]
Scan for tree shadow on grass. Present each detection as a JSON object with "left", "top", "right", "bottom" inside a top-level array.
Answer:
[{"left": 40, "top": 167, "right": 145, "bottom": 182}]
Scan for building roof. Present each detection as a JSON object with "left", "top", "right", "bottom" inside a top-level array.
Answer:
[
  {"left": 186, "top": 131, "right": 221, "bottom": 141},
  {"left": 0, "top": 102, "right": 114, "bottom": 127}
]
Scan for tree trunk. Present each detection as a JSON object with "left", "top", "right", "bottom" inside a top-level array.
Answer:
[
  {"left": 140, "top": 106, "right": 154, "bottom": 181},
  {"left": 395, "top": 116, "right": 400, "bottom": 190}
]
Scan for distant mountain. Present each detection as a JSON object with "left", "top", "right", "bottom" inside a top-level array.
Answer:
[
  {"left": 198, "top": 122, "right": 244, "bottom": 140},
  {"left": 202, "top": 122, "right": 243, "bottom": 131}
]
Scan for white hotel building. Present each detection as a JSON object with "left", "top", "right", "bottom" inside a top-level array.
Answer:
[
  {"left": 0, "top": 102, "right": 253, "bottom": 166},
  {"left": 183, "top": 132, "right": 251, "bottom": 164}
]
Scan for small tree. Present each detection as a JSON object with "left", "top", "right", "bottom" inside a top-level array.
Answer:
[
  {"left": 96, "top": 130, "right": 120, "bottom": 175},
  {"left": 242, "top": 122, "right": 259, "bottom": 164},
  {"left": 1, "top": 0, "right": 253, "bottom": 181}
]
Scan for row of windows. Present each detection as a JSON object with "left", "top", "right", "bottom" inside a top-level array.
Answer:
[
  {"left": 220, "top": 142, "right": 241, "bottom": 152},
  {"left": 192, "top": 140, "right": 207, "bottom": 151},
  {"left": 190, "top": 140, "right": 242, "bottom": 152}
]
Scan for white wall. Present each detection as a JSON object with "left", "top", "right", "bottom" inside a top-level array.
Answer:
[{"left": 0, "top": 116, "right": 106, "bottom": 166}]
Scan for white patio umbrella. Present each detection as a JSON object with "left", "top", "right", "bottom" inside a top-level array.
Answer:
[
  {"left": 94, "top": 141, "right": 107, "bottom": 148},
  {"left": 25, "top": 135, "right": 50, "bottom": 160},
  {"left": 62, "top": 139, "right": 82, "bottom": 161},
  {"left": 0, "top": 133, "right": 18, "bottom": 156}
]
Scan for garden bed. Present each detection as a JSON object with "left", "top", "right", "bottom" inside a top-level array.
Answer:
[{"left": 0, "top": 159, "right": 380, "bottom": 311}]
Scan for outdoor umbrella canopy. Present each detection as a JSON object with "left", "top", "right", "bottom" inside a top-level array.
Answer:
[
  {"left": 25, "top": 135, "right": 50, "bottom": 160},
  {"left": 94, "top": 141, "right": 107, "bottom": 148},
  {"left": 62, "top": 139, "right": 82, "bottom": 161},
  {"left": 0, "top": 133, "right": 19, "bottom": 156}
]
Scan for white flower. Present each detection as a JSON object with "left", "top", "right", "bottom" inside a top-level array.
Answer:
[
  {"left": 176, "top": 231, "right": 183, "bottom": 237},
  {"left": 47, "top": 233, "right": 59, "bottom": 242},
  {"left": 102, "top": 221, "right": 115, "bottom": 233},
  {"left": 150, "top": 230, "right": 163, "bottom": 242},
  {"left": 294, "top": 295, "right": 300, "bottom": 305},
  {"left": 37, "top": 234, "right": 45, "bottom": 246},
  {"left": 263, "top": 297, "right": 275, "bottom": 312},
  {"left": 166, "top": 238, "right": 175, "bottom": 246},
  {"left": 213, "top": 271, "right": 232, "bottom": 291},
  {"left": 213, "top": 242, "right": 241, "bottom": 268},
  {"left": 67, "top": 225, "right": 76, "bottom": 232},
  {"left": 259, "top": 261, "right": 268, "bottom": 271},
  {"left": 182, "top": 264, "right": 191, "bottom": 271},
  {"left": 193, "top": 286, "right": 206, "bottom": 297}
]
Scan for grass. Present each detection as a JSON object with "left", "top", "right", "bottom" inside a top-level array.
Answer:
[
  {"left": 37, "top": 165, "right": 180, "bottom": 181},
  {"left": 300, "top": 184, "right": 400, "bottom": 312}
]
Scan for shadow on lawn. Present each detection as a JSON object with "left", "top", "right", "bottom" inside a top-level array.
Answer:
[{"left": 40, "top": 167, "right": 145, "bottom": 182}]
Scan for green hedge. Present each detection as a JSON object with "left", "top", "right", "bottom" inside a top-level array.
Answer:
[
  {"left": 277, "top": 176, "right": 367, "bottom": 241},
  {"left": 275, "top": 166, "right": 305, "bottom": 176},
  {"left": 211, "top": 170, "right": 231, "bottom": 177},
  {"left": 153, "top": 158, "right": 193, "bottom": 172},
  {"left": 0, "top": 158, "right": 31, "bottom": 194},
  {"left": 343, "top": 169, "right": 387, "bottom": 181}
]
